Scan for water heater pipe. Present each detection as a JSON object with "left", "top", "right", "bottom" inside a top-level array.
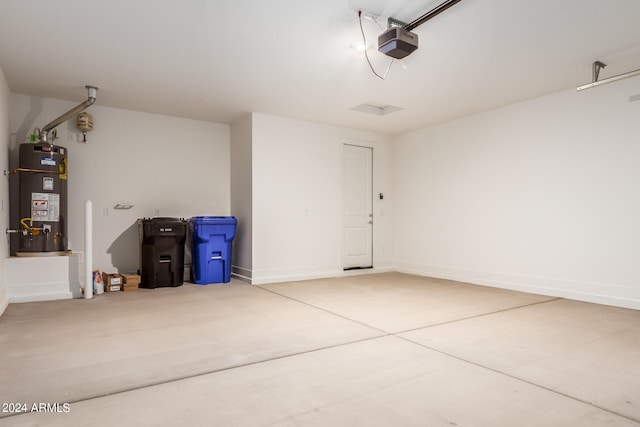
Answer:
[
  {"left": 84, "top": 200, "right": 93, "bottom": 299},
  {"left": 41, "top": 85, "right": 98, "bottom": 144}
]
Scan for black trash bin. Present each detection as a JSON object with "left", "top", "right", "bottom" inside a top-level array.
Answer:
[{"left": 138, "top": 217, "right": 187, "bottom": 289}]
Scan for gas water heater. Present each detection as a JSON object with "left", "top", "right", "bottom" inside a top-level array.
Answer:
[
  {"left": 8, "top": 85, "right": 98, "bottom": 256},
  {"left": 16, "top": 143, "right": 69, "bottom": 254}
]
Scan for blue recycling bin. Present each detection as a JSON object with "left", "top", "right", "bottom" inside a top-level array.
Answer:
[{"left": 189, "top": 216, "right": 237, "bottom": 284}]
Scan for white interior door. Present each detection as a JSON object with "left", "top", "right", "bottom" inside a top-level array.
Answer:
[{"left": 343, "top": 144, "right": 373, "bottom": 269}]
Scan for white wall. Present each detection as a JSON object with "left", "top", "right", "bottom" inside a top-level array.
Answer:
[
  {"left": 251, "top": 113, "right": 393, "bottom": 284},
  {"left": 230, "top": 114, "right": 253, "bottom": 280},
  {"left": 0, "top": 66, "right": 9, "bottom": 316},
  {"left": 393, "top": 78, "right": 640, "bottom": 310},
  {"left": 9, "top": 94, "right": 230, "bottom": 278}
]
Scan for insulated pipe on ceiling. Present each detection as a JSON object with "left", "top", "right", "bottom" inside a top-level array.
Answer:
[
  {"left": 41, "top": 85, "right": 98, "bottom": 144},
  {"left": 404, "top": 0, "right": 463, "bottom": 31}
]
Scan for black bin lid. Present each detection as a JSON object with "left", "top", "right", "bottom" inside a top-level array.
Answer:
[{"left": 139, "top": 217, "right": 187, "bottom": 236}]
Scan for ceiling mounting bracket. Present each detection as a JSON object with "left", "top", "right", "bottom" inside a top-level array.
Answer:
[
  {"left": 577, "top": 61, "right": 640, "bottom": 91},
  {"left": 592, "top": 61, "right": 607, "bottom": 82},
  {"left": 387, "top": 17, "right": 407, "bottom": 29}
]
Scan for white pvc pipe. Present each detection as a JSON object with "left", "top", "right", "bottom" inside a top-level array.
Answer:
[{"left": 84, "top": 200, "right": 93, "bottom": 299}]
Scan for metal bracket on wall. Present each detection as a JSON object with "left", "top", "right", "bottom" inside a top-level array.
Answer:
[{"left": 113, "top": 204, "right": 134, "bottom": 210}]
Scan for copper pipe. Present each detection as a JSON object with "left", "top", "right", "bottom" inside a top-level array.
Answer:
[{"left": 8, "top": 167, "right": 63, "bottom": 175}]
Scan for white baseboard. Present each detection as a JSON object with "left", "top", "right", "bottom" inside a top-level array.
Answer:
[
  {"left": 231, "top": 265, "right": 253, "bottom": 282},
  {"left": 396, "top": 262, "right": 640, "bottom": 311},
  {"left": 250, "top": 265, "right": 341, "bottom": 285},
  {"left": 0, "top": 285, "right": 8, "bottom": 317},
  {"left": 248, "top": 264, "right": 395, "bottom": 285}
]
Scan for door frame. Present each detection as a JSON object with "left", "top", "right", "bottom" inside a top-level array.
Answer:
[{"left": 341, "top": 140, "right": 376, "bottom": 270}]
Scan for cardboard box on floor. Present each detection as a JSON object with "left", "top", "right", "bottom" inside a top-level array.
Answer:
[
  {"left": 102, "top": 273, "right": 123, "bottom": 292},
  {"left": 121, "top": 274, "right": 141, "bottom": 284},
  {"left": 121, "top": 274, "right": 141, "bottom": 291}
]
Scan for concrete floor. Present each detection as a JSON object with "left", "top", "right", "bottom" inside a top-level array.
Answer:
[{"left": 0, "top": 272, "right": 638, "bottom": 426}]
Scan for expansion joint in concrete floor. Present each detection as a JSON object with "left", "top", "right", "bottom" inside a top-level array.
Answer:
[
  {"left": 256, "top": 285, "right": 391, "bottom": 335},
  {"left": 395, "top": 335, "right": 640, "bottom": 424},
  {"left": 249, "top": 290, "right": 640, "bottom": 425},
  {"left": 396, "top": 297, "right": 564, "bottom": 334},
  {"left": 52, "top": 334, "right": 390, "bottom": 411}
]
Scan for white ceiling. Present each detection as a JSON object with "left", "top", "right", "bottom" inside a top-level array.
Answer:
[{"left": 1, "top": 0, "right": 640, "bottom": 135}]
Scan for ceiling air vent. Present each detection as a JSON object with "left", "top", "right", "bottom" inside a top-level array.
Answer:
[{"left": 350, "top": 103, "right": 403, "bottom": 116}]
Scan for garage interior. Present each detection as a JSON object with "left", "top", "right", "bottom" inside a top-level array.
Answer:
[{"left": 1, "top": 1, "right": 639, "bottom": 425}]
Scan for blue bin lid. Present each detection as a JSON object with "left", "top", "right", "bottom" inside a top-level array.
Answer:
[{"left": 189, "top": 216, "right": 237, "bottom": 225}]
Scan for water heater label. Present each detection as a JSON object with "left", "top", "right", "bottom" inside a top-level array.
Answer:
[
  {"left": 41, "top": 157, "right": 56, "bottom": 166},
  {"left": 31, "top": 193, "right": 60, "bottom": 222},
  {"left": 43, "top": 177, "right": 54, "bottom": 191}
]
